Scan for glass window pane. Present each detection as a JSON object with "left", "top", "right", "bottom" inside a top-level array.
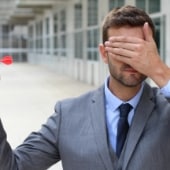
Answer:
[
  {"left": 46, "top": 18, "right": 50, "bottom": 35},
  {"left": 87, "top": 28, "right": 99, "bottom": 60},
  {"left": 149, "top": 0, "right": 160, "bottom": 13},
  {"left": 60, "top": 10, "right": 66, "bottom": 31},
  {"left": 12, "top": 36, "right": 19, "bottom": 48},
  {"left": 136, "top": 0, "right": 146, "bottom": 11},
  {"left": 61, "top": 34, "right": 66, "bottom": 48},
  {"left": 35, "top": 23, "right": 38, "bottom": 37},
  {"left": 74, "top": 32, "right": 83, "bottom": 59},
  {"left": 88, "top": 0, "right": 98, "bottom": 26},
  {"left": 53, "top": 13, "right": 58, "bottom": 33},
  {"left": 54, "top": 36, "right": 58, "bottom": 49},
  {"left": 40, "top": 21, "right": 43, "bottom": 36},
  {"left": 2, "top": 25, "right": 9, "bottom": 35},
  {"left": 28, "top": 25, "right": 33, "bottom": 38},
  {"left": 93, "top": 28, "right": 99, "bottom": 48},
  {"left": 46, "top": 37, "right": 50, "bottom": 54},
  {"left": 87, "top": 30, "right": 92, "bottom": 48},
  {"left": 40, "top": 39, "right": 43, "bottom": 49},
  {"left": 109, "top": 0, "right": 125, "bottom": 10},
  {"left": 153, "top": 18, "right": 160, "bottom": 52},
  {"left": 74, "top": 4, "right": 82, "bottom": 29},
  {"left": 54, "top": 36, "right": 58, "bottom": 55},
  {"left": 60, "top": 34, "right": 67, "bottom": 57},
  {"left": 94, "top": 51, "right": 98, "bottom": 61},
  {"left": 88, "top": 51, "right": 92, "bottom": 60}
]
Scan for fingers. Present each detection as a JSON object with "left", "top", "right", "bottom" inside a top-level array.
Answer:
[
  {"left": 105, "top": 45, "right": 136, "bottom": 59},
  {"left": 108, "top": 36, "right": 143, "bottom": 44},
  {"left": 105, "top": 41, "right": 135, "bottom": 51},
  {"left": 107, "top": 52, "right": 131, "bottom": 64},
  {"left": 104, "top": 36, "right": 143, "bottom": 59},
  {"left": 143, "top": 22, "right": 154, "bottom": 42},
  {"left": 105, "top": 39, "right": 143, "bottom": 54}
]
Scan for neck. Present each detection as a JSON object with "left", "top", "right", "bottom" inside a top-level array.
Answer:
[{"left": 108, "top": 79, "right": 142, "bottom": 101}]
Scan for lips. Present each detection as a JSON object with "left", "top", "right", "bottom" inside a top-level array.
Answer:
[
  {"left": 126, "top": 68, "right": 137, "bottom": 72},
  {"left": 124, "top": 66, "right": 138, "bottom": 73}
]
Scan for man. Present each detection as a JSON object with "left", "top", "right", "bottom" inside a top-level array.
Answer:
[{"left": 1, "top": 5, "right": 170, "bottom": 170}]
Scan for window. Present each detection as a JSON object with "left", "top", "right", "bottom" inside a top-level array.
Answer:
[
  {"left": 2, "top": 25, "right": 10, "bottom": 48},
  {"left": 149, "top": 0, "right": 160, "bottom": 13},
  {"left": 53, "top": 9, "right": 67, "bottom": 57},
  {"left": 88, "top": 0, "right": 98, "bottom": 26},
  {"left": 136, "top": 0, "right": 160, "bottom": 13},
  {"left": 35, "top": 22, "right": 39, "bottom": 51},
  {"left": 39, "top": 21, "right": 43, "bottom": 51},
  {"left": 11, "top": 36, "right": 19, "bottom": 48},
  {"left": 74, "top": 3, "right": 82, "bottom": 29},
  {"left": 75, "top": 32, "right": 83, "bottom": 59},
  {"left": 87, "top": 0, "right": 99, "bottom": 61},
  {"left": 45, "top": 18, "right": 50, "bottom": 54},
  {"left": 2, "top": 25, "right": 9, "bottom": 35},
  {"left": 53, "top": 36, "right": 58, "bottom": 55},
  {"left": 60, "top": 34, "right": 66, "bottom": 56},
  {"left": 54, "top": 13, "right": 58, "bottom": 34},
  {"left": 60, "top": 10, "right": 66, "bottom": 31},
  {"left": 59, "top": 10, "right": 67, "bottom": 57},
  {"left": 46, "top": 18, "right": 50, "bottom": 35},
  {"left": 28, "top": 25, "right": 33, "bottom": 38},
  {"left": 74, "top": 3, "right": 83, "bottom": 59},
  {"left": 136, "top": 0, "right": 146, "bottom": 11},
  {"left": 53, "top": 13, "right": 58, "bottom": 55},
  {"left": 152, "top": 17, "right": 166, "bottom": 61},
  {"left": 0, "top": 25, "right": 27, "bottom": 61},
  {"left": 87, "top": 28, "right": 99, "bottom": 61},
  {"left": 109, "top": 0, "right": 125, "bottom": 11},
  {"left": 28, "top": 25, "right": 34, "bottom": 51},
  {"left": 35, "top": 21, "right": 43, "bottom": 53}
]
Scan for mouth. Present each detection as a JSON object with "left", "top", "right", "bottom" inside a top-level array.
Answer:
[
  {"left": 123, "top": 65, "right": 138, "bottom": 73},
  {"left": 125, "top": 68, "right": 138, "bottom": 73}
]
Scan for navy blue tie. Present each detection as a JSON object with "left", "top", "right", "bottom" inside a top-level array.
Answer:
[{"left": 116, "top": 103, "right": 132, "bottom": 157}]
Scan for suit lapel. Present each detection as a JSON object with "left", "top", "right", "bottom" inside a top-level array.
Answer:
[
  {"left": 90, "top": 86, "right": 114, "bottom": 170},
  {"left": 122, "top": 83, "right": 155, "bottom": 169}
]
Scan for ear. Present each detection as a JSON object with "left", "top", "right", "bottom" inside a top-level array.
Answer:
[{"left": 99, "top": 43, "right": 108, "bottom": 64}]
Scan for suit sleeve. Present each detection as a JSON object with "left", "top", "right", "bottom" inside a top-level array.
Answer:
[
  {"left": 160, "top": 80, "right": 170, "bottom": 98},
  {"left": 0, "top": 102, "right": 61, "bottom": 170}
]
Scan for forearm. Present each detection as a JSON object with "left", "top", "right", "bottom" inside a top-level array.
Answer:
[
  {"left": 14, "top": 111, "right": 60, "bottom": 170},
  {"left": 0, "top": 110, "right": 60, "bottom": 170},
  {"left": 0, "top": 119, "right": 17, "bottom": 170},
  {"left": 149, "top": 62, "right": 170, "bottom": 88}
]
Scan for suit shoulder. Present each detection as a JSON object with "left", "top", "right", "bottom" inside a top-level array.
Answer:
[
  {"left": 150, "top": 86, "right": 170, "bottom": 103},
  {"left": 54, "top": 86, "right": 104, "bottom": 112}
]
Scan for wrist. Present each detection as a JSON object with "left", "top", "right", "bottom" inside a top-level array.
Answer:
[{"left": 150, "top": 62, "right": 170, "bottom": 87}]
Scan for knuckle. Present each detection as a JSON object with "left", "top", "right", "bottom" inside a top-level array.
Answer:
[{"left": 135, "top": 44, "right": 143, "bottom": 51}]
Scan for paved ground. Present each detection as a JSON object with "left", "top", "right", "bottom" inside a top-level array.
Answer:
[{"left": 0, "top": 63, "right": 96, "bottom": 170}]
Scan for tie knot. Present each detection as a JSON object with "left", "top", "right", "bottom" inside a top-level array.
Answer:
[{"left": 119, "top": 103, "right": 132, "bottom": 117}]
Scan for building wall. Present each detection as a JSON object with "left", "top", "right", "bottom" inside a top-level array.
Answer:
[{"left": 27, "top": 0, "right": 169, "bottom": 86}]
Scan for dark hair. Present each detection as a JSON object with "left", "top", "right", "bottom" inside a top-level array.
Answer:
[{"left": 102, "top": 5, "right": 155, "bottom": 44}]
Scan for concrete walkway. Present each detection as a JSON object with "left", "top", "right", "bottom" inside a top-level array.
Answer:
[{"left": 0, "top": 63, "right": 96, "bottom": 170}]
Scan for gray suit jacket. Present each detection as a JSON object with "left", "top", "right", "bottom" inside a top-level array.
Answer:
[{"left": 1, "top": 83, "right": 170, "bottom": 170}]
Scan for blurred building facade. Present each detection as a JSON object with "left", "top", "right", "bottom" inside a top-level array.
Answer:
[{"left": 0, "top": 0, "right": 169, "bottom": 86}]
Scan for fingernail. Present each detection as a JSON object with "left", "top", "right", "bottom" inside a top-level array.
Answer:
[{"left": 105, "top": 41, "right": 110, "bottom": 45}]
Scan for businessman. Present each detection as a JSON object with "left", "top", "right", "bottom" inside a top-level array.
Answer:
[{"left": 1, "top": 5, "right": 170, "bottom": 170}]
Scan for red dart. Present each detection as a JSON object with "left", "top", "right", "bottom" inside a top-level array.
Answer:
[{"left": 0, "top": 56, "right": 13, "bottom": 65}]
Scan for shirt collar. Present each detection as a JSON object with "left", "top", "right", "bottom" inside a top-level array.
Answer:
[{"left": 104, "top": 77, "right": 144, "bottom": 111}]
